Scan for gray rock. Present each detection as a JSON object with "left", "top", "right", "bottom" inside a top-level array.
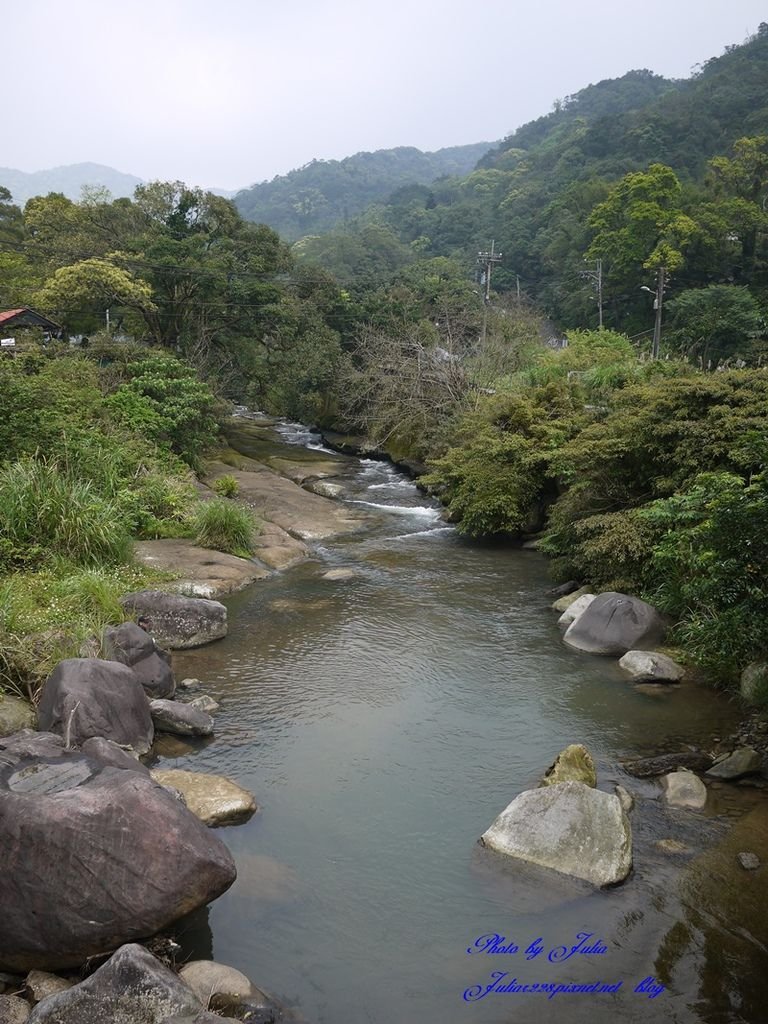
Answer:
[
  {"left": 178, "top": 961, "right": 273, "bottom": 1014},
  {"left": 321, "top": 567, "right": 357, "bottom": 581},
  {"left": 0, "top": 764, "right": 236, "bottom": 970},
  {"left": 741, "top": 662, "right": 768, "bottom": 705},
  {"left": 552, "top": 586, "right": 591, "bottom": 613},
  {"left": 119, "top": 591, "right": 227, "bottom": 650},
  {"left": 178, "top": 678, "right": 201, "bottom": 691},
  {"left": 37, "top": 659, "right": 154, "bottom": 756},
  {"left": 150, "top": 700, "right": 214, "bottom": 738},
  {"left": 557, "top": 594, "right": 595, "bottom": 628},
  {"left": 706, "top": 747, "right": 762, "bottom": 780},
  {"left": 27, "top": 945, "right": 202, "bottom": 1024},
  {"left": 563, "top": 592, "right": 665, "bottom": 656},
  {"left": 189, "top": 695, "right": 220, "bottom": 714},
  {"left": 0, "top": 732, "right": 64, "bottom": 762},
  {"left": 25, "top": 971, "right": 72, "bottom": 1004},
  {"left": 623, "top": 751, "right": 713, "bottom": 778},
  {"left": 0, "top": 995, "right": 30, "bottom": 1023},
  {"left": 0, "top": 695, "right": 35, "bottom": 738},
  {"left": 150, "top": 770, "right": 256, "bottom": 827},
  {"left": 615, "top": 784, "right": 634, "bottom": 813},
  {"left": 619, "top": 650, "right": 684, "bottom": 683},
  {"left": 540, "top": 744, "right": 596, "bottom": 788},
  {"left": 662, "top": 770, "right": 707, "bottom": 809},
  {"left": 103, "top": 621, "right": 175, "bottom": 699},
  {"left": 80, "top": 737, "right": 150, "bottom": 775},
  {"left": 480, "top": 781, "right": 632, "bottom": 887},
  {"left": 738, "top": 851, "right": 760, "bottom": 870}
]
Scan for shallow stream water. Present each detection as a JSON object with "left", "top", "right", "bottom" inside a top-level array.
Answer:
[{"left": 163, "top": 419, "right": 767, "bottom": 1024}]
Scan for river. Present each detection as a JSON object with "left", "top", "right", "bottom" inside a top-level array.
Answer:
[{"left": 164, "top": 418, "right": 766, "bottom": 1024}]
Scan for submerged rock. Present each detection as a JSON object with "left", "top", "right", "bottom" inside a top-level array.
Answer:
[
  {"left": 619, "top": 650, "right": 684, "bottom": 683},
  {"left": 150, "top": 770, "right": 256, "bottom": 827},
  {"left": 563, "top": 592, "right": 665, "bottom": 656},
  {"left": 540, "top": 744, "right": 596, "bottom": 788},
  {"left": 662, "top": 770, "right": 707, "bottom": 809},
  {"left": 103, "top": 621, "right": 175, "bottom": 699},
  {"left": 37, "top": 659, "right": 153, "bottom": 755},
  {"left": 150, "top": 700, "right": 214, "bottom": 738},
  {"left": 26, "top": 945, "right": 202, "bottom": 1024},
  {"left": 738, "top": 851, "right": 760, "bottom": 871},
  {"left": 623, "top": 751, "right": 713, "bottom": 778},
  {"left": 119, "top": 591, "right": 227, "bottom": 650},
  {"left": 0, "top": 762, "right": 236, "bottom": 971},
  {"left": 0, "top": 695, "right": 36, "bottom": 738},
  {"left": 480, "top": 781, "right": 632, "bottom": 887},
  {"left": 178, "top": 961, "right": 283, "bottom": 1019}
]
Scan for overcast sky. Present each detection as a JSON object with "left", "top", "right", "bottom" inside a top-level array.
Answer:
[{"left": 4, "top": 0, "right": 767, "bottom": 190}]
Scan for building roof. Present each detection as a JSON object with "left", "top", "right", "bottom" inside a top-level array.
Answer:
[{"left": 0, "top": 307, "right": 62, "bottom": 331}]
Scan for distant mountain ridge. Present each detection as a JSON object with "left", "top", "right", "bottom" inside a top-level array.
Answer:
[
  {"left": 233, "top": 142, "right": 498, "bottom": 240},
  {"left": 0, "top": 162, "right": 144, "bottom": 205}
]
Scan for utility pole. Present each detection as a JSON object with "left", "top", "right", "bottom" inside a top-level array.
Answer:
[
  {"left": 477, "top": 240, "right": 503, "bottom": 304},
  {"left": 105, "top": 307, "right": 110, "bottom": 333},
  {"left": 579, "top": 258, "right": 603, "bottom": 329},
  {"left": 515, "top": 274, "right": 521, "bottom": 307},
  {"left": 651, "top": 266, "right": 665, "bottom": 360},
  {"left": 641, "top": 267, "right": 667, "bottom": 360}
]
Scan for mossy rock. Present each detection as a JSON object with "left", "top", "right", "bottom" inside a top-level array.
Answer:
[
  {"left": 0, "top": 692, "right": 36, "bottom": 736},
  {"left": 541, "top": 743, "right": 597, "bottom": 788}
]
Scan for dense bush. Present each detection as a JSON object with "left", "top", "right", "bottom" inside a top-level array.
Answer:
[
  {"left": 212, "top": 474, "right": 239, "bottom": 498},
  {"left": 194, "top": 499, "right": 257, "bottom": 557}
]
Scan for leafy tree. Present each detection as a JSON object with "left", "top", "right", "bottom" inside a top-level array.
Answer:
[{"left": 667, "top": 284, "right": 763, "bottom": 363}]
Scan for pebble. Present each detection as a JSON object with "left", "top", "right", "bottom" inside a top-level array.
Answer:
[{"left": 738, "top": 852, "right": 760, "bottom": 871}]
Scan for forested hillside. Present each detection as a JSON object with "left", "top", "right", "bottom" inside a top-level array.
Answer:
[
  {"left": 233, "top": 142, "right": 495, "bottom": 240},
  {"left": 299, "top": 26, "right": 768, "bottom": 338},
  {"left": 0, "top": 163, "right": 145, "bottom": 205}
]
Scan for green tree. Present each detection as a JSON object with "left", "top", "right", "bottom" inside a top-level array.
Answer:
[{"left": 667, "top": 284, "right": 763, "bottom": 363}]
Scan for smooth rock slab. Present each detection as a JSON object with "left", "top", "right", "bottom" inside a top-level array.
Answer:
[
  {"left": 557, "top": 594, "right": 595, "bottom": 628},
  {"left": 119, "top": 591, "right": 227, "bottom": 650},
  {"left": 619, "top": 650, "right": 684, "bottom": 683},
  {"left": 27, "top": 945, "right": 202, "bottom": 1024},
  {"left": 103, "top": 621, "right": 175, "bottom": 699},
  {"left": 0, "top": 766, "right": 236, "bottom": 971},
  {"left": 150, "top": 770, "right": 257, "bottom": 827},
  {"left": 706, "top": 747, "right": 762, "bottom": 780},
  {"left": 37, "top": 659, "right": 153, "bottom": 756},
  {"left": 563, "top": 592, "right": 665, "bottom": 656},
  {"left": 0, "top": 695, "right": 35, "bottom": 738},
  {"left": 480, "top": 781, "right": 632, "bottom": 887},
  {"left": 662, "top": 770, "right": 707, "bottom": 809},
  {"left": 150, "top": 701, "right": 214, "bottom": 737},
  {"left": 540, "top": 744, "right": 596, "bottom": 788}
]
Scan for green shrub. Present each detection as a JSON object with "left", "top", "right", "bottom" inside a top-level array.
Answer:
[
  {"left": 212, "top": 474, "right": 239, "bottom": 498},
  {"left": 193, "top": 499, "right": 256, "bottom": 556},
  {"left": 0, "top": 459, "right": 132, "bottom": 569}
]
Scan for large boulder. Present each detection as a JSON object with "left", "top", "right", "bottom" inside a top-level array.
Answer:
[
  {"left": 27, "top": 944, "right": 202, "bottom": 1024},
  {"left": 0, "top": 695, "right": 35, "bottom": 738},
  {"left": 540, "top": 744, "right": 596, "bottom": 788},
  {"left": 0, "top": 758, "right": 236, "bottom": 971},
  {"left": 103, "top": 622, "right": 175, "bottom": 699},
  {"left": 618, "top": 649, "right": 684, "bottom": 683},
  {"left": 150, "top": 701, "right": 214, "bottom": 738},
  {"left": 480, "top": 780, "right": 632, "bottom": 887},
  {"left": 150, "top": 770, "right": 256, "bottom": 827},
  {"left": 178, "top": 961, "right": 282, "bottom": 1018},
  {"left": 119, "top": 591, "right": 227, "bottom": 650},
  {"left": 37, "top": 659, "right": 153, "bottom": 756},
  {"left": 563, "top": 592, "right": 665, "bottom": 656}
]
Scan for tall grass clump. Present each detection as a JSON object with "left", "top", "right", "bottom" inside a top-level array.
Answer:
[
  {"left": 0, "top": 459, "right": 132, "bottom": 569},
  {"left": 193, "top": 499, "right": 256, "bottom": 557}
]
